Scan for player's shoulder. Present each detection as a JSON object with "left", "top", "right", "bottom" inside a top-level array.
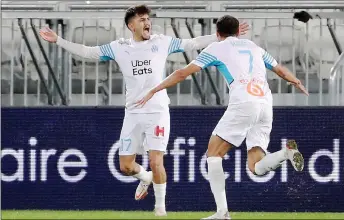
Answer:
[
  {"left": 150, "top": 34, "right": 165, "bottom": 39},
  {"left": 209, "top": 41, "right": 222, "bottom": 48},
  {"left": 225, "top": 37, "right": 263, "bottom": 52},
  {"left": 223, "top": 37, "right": 255, "bottom": 46},
  {"left": 115, "top": 36, "right": 163, "bottom": 45},
  {"left": 116, "top": 38, "right": 131, "bottom": 46},
  {"left": 149, "top": 34, "right": 172, "bottom": 44},
  {"left": 145, "top": 34, "right": 173, "bottom": 50},
  {"left": 202, "top": 41, "right": 222, "bottom": 54}
]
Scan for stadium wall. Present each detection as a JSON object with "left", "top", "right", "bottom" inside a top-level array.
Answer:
[{"left": 1, "top": 107, "right": 344, "bottom": 212}]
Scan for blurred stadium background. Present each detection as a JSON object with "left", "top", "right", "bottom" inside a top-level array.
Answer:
[{"left": 1, "top": 0, "right": 344, "bottom": 219}]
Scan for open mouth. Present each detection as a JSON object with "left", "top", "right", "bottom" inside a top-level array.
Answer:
[{"left": 144, "top": 27, "right": 150, "bottom": 33}]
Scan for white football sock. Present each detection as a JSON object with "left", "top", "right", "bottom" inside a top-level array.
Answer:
[
  {"left": 153, "top": 182, "right": 166, "bottom": 209},
  {"left": 254, "top": 149, "right": 287, "bottom": 176},
  {"left": 133, "top": 165, "right": 153, "bottom": 183},
  {"left": 207, "top": 157, "right": 228, "bottom": 212}
]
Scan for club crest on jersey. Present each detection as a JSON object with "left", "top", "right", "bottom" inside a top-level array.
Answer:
[
  {"left": 151, "top": 45, "right": 158, "bottom": 53},
  {"left": 154, "top": 126, "right": 164, "bottom": 137}
]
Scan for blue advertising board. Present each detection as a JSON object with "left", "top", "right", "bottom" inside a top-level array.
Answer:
[{"left": 1, "top": 107, "right": 344, "bottom": 212}]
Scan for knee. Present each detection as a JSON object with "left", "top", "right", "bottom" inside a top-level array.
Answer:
[
  {"left": 206, "top": 151, "right": 222, "bottom": 158},
  {"left": 206, "top": 135, "right": 233, "bottom": 158},
  {"left": 248, "top": 162, "right": 256, "bottom": 175},
  {"left": 120, "top": 163, "right": 135, "bottom": 176}
]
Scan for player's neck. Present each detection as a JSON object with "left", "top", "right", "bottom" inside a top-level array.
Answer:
[
  {"left": 219, "top": 35, "right": 238, "bottom": 41},
  {"left": 132, "top": 35, "right": 148, "bottom": 42}
]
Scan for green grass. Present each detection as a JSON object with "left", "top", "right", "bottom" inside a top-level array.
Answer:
[{"left": 2, "top": 211, "right": 344, "bottom": 219}]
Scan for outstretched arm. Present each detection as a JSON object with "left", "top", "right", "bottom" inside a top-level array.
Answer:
[
  {"left": 135, "top": 63, "right": 201, "bottom": 107},
  {"left": 272, "top": 64, "right": 309, "bottom": 95},
  {"left": 169, "top": 22, "right": 249, "bottom": 53},
  {"left": 56, "top": 37, "right": 103, "bottom": 60},
  {"left": 39, "top": 27, "right": 115, "bottom": 61},
  {"left": 180, "top": 34, "right": 218, "bottom": 52},
  {"left": 138, "top": 43, "right": 219, "bottom": 107},
  {"left": 261, "top": 48, "right": 308, "bottom": 96},
  {"left": 152, "top": 63, "right": 201, "bottom": 92}
]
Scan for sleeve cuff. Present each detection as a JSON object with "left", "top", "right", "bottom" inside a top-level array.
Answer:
[{"left": 56, "top": 36, "right": 63, "bottom": 45}]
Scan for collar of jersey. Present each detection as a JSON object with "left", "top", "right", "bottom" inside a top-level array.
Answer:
[
  {"left": 225, "top": 36, "right": 238, "bottom": 41},
  {"left": 130, "top": 37, "right": 151, "bottom": 45}
]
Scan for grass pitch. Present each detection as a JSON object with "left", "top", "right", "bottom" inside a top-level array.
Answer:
[{"left": 2, "top": 210, "right": 344, "bottom": 219}]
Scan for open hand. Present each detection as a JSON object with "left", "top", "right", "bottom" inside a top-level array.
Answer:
[
  {"left": 239, "top": 22, "right": 250, "bottom": 36},
  {"left": 39, "top": 27, "right": 58, "bottom": 43},
  {"left": 135, "top": 90, "right": 155, "bottom": 108},
  {"left": 292, "top": 80, "right": 309, "bottom": 96}
]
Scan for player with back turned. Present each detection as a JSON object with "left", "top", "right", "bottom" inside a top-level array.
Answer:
[
  {"left": 136, "top": 15, "right": 309, "bottom": 219},
  {"left": 39, "top": 5, "right": 249, "bottom": 216}
]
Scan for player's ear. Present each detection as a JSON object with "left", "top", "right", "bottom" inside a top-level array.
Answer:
[
  {"left": 216, "top": 32, "right": 220, "bottom": 41},
  {"left": 128, "top": 22, "right": 134, "bottom": 32}
]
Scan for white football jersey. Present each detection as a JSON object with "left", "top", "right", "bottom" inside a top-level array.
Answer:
[
  {"left": 192, "top": 37, "right": 277, "bottom": 105},
  {"left": 98, "top": 34, "right": 212, "bottom": 113},
  {"left": 57, "top": 33, "right": 217, "bottom": 111}
]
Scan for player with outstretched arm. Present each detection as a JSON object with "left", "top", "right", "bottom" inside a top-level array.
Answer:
[
  {"left": 39, "top": 5, "right": 249, "bottom": 216},
  {"left": 136, "top": 15, "right": 309, "bottom": 219}
]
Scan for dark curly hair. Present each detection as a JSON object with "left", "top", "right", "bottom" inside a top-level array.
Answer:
[{"left": 124, "top": 5, "right": 151, "bottom": 27}]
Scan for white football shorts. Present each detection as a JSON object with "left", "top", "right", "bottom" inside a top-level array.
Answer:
[
  {"left": 212, "top": 102, "right": 273, "bottom": 153},
  {"left": 118, "top": 111, "right": 170, "bottom": 156}
]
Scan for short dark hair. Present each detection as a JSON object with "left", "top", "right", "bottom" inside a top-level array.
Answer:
[
  {"left": 124, "top": 4, "right": 151, "bottom": 27},
  {"left": 216, "top": 15, "right": 239, "bottom": 37}
]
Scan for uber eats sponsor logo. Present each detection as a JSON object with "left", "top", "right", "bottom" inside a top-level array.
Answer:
[{"left": 131, "top": 60, "right": 152, "bottom": 75}]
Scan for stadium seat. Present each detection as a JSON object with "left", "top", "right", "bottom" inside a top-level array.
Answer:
[
  {"left": 259, "top": 25, "right": 306, "bottom": 80},
  {"left": 17, "top": 23, "right": 51, "bottom": 83},
  {"left": 1, "top": 25, "right": 22, "bottom": 81},
  {"left": 69, "top": 24, "right": 118, "bottom": 96},
  {"left": 67, "top": 94, "right": 125, "bottom": 106},
  {"left": 1, "top": 24, "right": 39, "bottom": 96},
  {"left": 307, "top": 24, "right": 344, "bottom": 79}
]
